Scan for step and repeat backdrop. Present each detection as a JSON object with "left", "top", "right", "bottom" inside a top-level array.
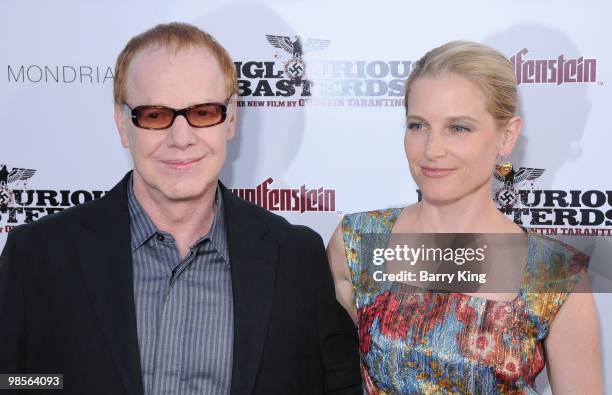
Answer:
[{"left": 1, "top": 0, "right": 611, "bottom": 391}]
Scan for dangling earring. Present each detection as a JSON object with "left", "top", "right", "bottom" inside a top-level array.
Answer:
[{"left": 495, "top": 155, "right": 513, "bottom": 177}]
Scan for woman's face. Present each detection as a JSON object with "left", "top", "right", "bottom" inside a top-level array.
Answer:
[{"left": 405, "top": 73, "right": 508, "bottom": 205}]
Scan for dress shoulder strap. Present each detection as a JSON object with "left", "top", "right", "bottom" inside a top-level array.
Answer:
[
  {"left": 520, "top": 234, "right": 589, "bottom": 339},
  {"left": 341, "top": 209, "right": 401, "bottom": 306}
]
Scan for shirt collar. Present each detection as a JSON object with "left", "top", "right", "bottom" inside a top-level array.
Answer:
[{"left": 127, "top": 174, "right": 228, "bottom": 264}]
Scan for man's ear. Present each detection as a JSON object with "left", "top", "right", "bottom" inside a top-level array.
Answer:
[
  {"left": 114, "top": 103, "right": 130, "bottom": 148},
  {"left": 226, "top": 95, "right": 237, "bottom": 141},
  {"left": 499, "top": 116, "right": 522, "bottom": 157}
]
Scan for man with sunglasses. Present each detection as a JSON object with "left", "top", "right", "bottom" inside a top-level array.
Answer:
[{"left": 0, "top": 23, "right": 360, "bottom": 395}]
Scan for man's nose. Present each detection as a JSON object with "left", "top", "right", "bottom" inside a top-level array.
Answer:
[{"left": 166, "top": 115, "right": 197, "bottom": 149}]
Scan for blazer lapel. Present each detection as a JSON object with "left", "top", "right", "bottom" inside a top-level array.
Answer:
[
  {"left": 75, "top": 173, "right": 144, "bottom": 395},
  {"left": 222, "top": 183, "right": 279, "bottom": 395}
]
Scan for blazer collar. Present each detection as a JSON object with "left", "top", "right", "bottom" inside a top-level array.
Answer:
[
  {"left": 220, "top": 182, "right": 280, "bottom": 395},
  {"left": 77, "top": 172, "right": 144, "bottom": 395}
]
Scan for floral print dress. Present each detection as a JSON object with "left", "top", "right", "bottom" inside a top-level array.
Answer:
[{"left": 342, "top": 209, "right": 586, "bottom": 394}]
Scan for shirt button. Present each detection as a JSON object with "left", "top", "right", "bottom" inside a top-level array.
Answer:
[{"left": 156, "top": 234, "right": 165, "bottom": 242}]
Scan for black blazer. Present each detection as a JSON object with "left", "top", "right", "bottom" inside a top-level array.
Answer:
[{"left": 0, "top": 173, "right": 361, "bottom": 394}]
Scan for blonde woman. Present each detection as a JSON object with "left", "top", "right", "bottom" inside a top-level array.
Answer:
[{"left": 327, "top": 41, "right": 603, "bottom": 394}]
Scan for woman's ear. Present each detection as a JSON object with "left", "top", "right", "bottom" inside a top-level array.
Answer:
[{"left": 499, "top": 116, "right": 522, "bottom": 156}]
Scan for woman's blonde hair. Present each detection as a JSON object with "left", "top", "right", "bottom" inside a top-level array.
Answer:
[{"left": 405, "top": 40, "right": 517, "bottom": 124}]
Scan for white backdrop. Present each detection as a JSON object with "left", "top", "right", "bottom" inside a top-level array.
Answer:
[{"left": 1, "top": 1, "right": 610, "bottom": 392}]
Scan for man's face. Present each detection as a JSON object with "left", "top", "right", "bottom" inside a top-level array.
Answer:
[
  {"left": 114, "top": 45, "right": 236, "bottom": 203},
  {"left": 404, "top": 73, "right": 504, "bottom": 205}
]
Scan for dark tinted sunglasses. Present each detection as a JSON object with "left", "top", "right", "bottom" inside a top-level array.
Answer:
[{"left": 123, "top": 96, "right": 232, "bottom": 130}]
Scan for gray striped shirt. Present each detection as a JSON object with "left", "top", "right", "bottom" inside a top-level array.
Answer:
[{"left": 128, "top": 178, "right": 233, "bottom": 395}]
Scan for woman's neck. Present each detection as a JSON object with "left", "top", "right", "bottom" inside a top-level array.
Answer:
[{"left": 398, "top": 184, "right": 523, "bottom": 234}]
